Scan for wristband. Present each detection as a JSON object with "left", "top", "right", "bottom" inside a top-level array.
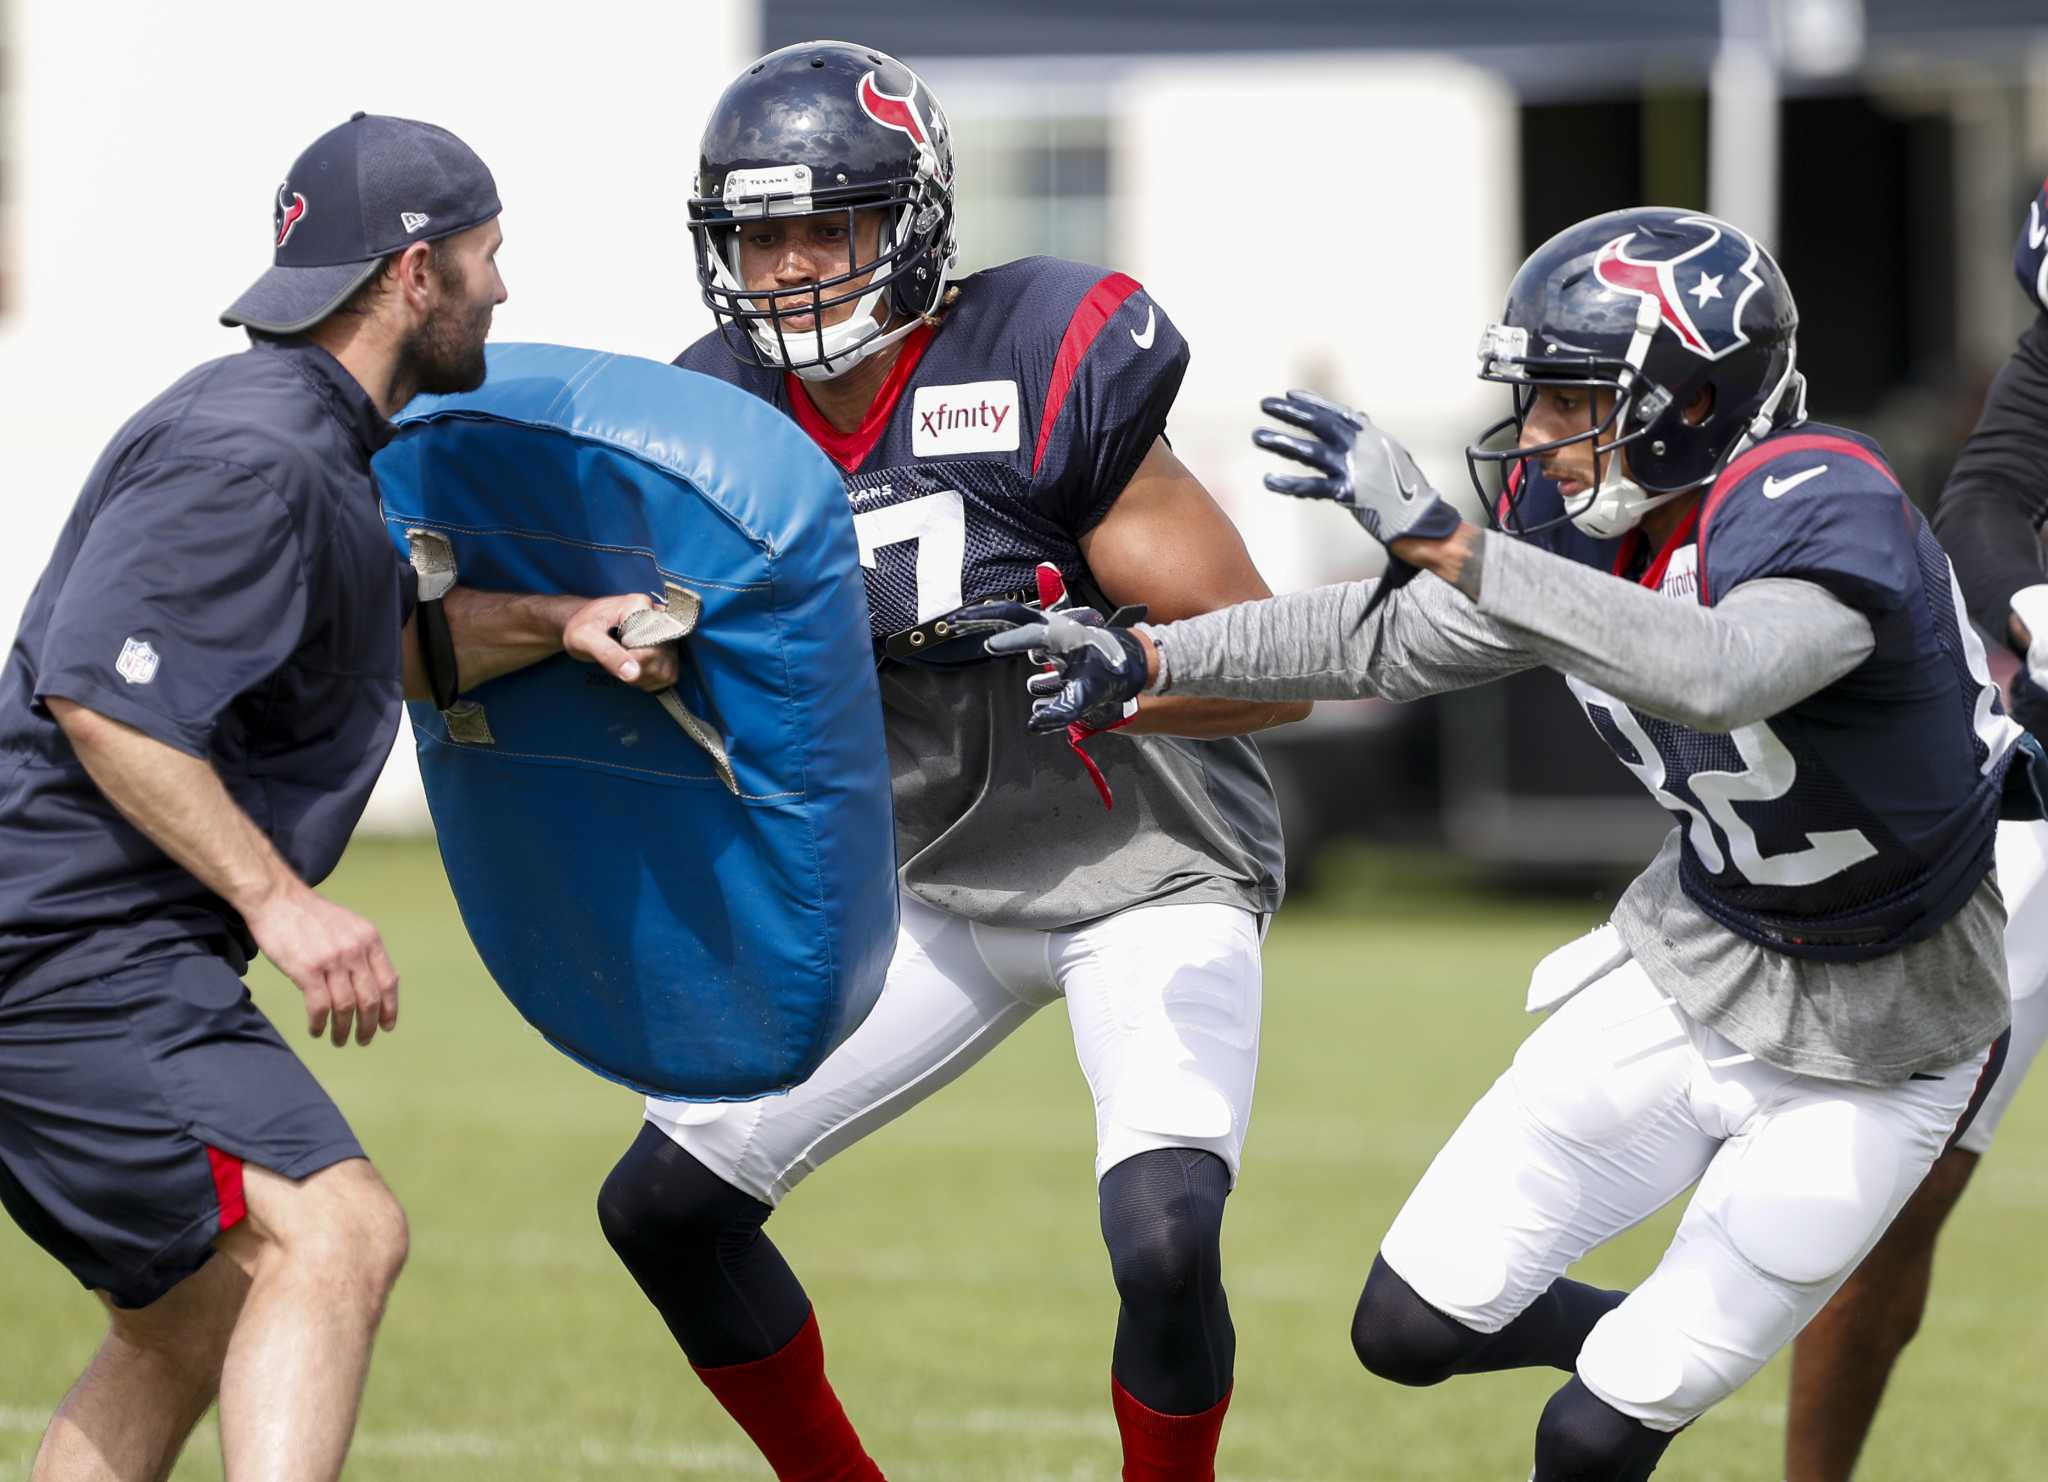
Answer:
[{"left": 1143, "top": 626, "right": 1171, "bottom": 695}]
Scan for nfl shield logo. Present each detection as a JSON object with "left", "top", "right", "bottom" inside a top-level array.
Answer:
[{"left": 115, "top": 636, "right": 159, "bottom": 685}]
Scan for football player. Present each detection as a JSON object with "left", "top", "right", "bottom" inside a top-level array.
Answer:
[
  {"left": 594, "top": 40, "right": 1306, "bottom": 1482},
  {"left": 1779, "top": 178, "right": 2048, "bottom": 1481},
  {"left": 988, "top": 207, "right": 2033, "bottom": 1481}
]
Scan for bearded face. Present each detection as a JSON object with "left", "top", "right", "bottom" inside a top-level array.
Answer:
[{"left": 404, "top": 249, "right": 495, "bottom": 396}]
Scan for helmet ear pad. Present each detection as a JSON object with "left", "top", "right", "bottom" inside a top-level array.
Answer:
[
  {"left": 885, "top": 200, "right": 956, "bottom": 323},
  {"left": 1623, "top": 347, "right": 1795, "bottom": 493}
]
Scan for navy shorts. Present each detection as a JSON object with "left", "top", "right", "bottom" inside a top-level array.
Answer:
[{"left": 0, "top": 950, "right": 363, "bottom": 1308}]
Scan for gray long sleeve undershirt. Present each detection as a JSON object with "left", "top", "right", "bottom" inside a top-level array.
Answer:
[
  {"left": 1152, "top": 529, "right": 1876, "bottom": 729},
  {"left": 1146, "top": 527, "right": 2016, "bottom": 1088}
]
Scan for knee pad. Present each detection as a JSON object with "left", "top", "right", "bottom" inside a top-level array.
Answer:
[
  {"left": 1351, "top": 1254, "right": 1491, "bottom": 1387},
  {"left": 1099, "top": 1148, "right": 1227, "bottom": 1308},
  {"left": 1719, "top": 1099, "right": 1904, "bottom": 1286},
  {"left": 1572, "top": 1301, "right": 1692, "bottom": 1426},
  {"left": 1534, "top": 1375, "right": 1677, "bottom": 1482},
  {"left": 597, "top": 1121, "right": 772, "bottom": 1280}
]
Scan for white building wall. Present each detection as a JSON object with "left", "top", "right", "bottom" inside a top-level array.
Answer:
[
  {"left": 0, "top": 0, "right": 754, "bottom": 829},
  {"left": 1115, "top": 56, "right": 1519, "bottom": 596},
  {"left": 2, "top": 25, "right": 1516, "bottom": 833}
]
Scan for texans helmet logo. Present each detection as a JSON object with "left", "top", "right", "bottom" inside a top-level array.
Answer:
[
  {"left": 859, "top": 71, "right": 930, "bottom": 150},
  {"left": 274, "top": 185, "right": 308, "bottom": 248},
  {"left": 1592, "top": 215, "right": 1765, "bottom": 361}
]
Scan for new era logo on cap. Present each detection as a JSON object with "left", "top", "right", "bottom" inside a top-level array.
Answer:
[{"left": 401, "top": 212, "right": 430, "bottom": 233}]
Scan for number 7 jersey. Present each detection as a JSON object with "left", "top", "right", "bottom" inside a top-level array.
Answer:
[{"left": 675, "top": 254, "right": 1286, "bottom": 930}]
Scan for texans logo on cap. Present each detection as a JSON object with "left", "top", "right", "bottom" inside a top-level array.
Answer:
[
  {"left": 1592, "top": 214, "right": 1765, "bottom": 361},
  {"left": 274, "top": 184, "right": 308, "bottom": 249}
]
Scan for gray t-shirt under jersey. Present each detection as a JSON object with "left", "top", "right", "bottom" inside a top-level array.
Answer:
[
  {"left": 1149, "top": 535, "right": 2010, "bottom": 1085},
  {"left": 883, "top": 660, "right": 1285, "bottom": 931}
]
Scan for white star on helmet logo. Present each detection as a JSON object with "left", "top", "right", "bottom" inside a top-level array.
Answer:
[{"left": 1690, "top": 271, "right": 1724, "bottom": 306}]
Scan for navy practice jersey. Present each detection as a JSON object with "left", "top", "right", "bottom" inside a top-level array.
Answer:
[
  {"left": 1515, "top": 425, "right": 2021, "bottom": 959},
  {"left": 675, "top": 256, "right": 1285, "bottom": 930}
]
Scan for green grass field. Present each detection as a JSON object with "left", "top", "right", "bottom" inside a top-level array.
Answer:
[{"left": 4, "top": 839, "right": 2043, "bottom": 1480}]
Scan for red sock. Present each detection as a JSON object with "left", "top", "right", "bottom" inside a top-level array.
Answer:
[
  {"left": 1111, "top": 1375, "right": 1233, "bottom": 1482},
  {"left": 691, "top": 1312, "right": 885, "bottom": 1482}
]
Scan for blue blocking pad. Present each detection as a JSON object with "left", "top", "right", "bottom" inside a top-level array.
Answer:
[{"left": 373, "top": 343, "right": 896, "bottom": 1100}]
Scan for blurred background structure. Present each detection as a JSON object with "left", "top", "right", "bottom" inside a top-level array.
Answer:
[
  {"left": 5, "top": 0, "right": 2048, "bottom": 880},
  {"left": 8, "top": 11, "right": 2048, "bottom": 1477}
]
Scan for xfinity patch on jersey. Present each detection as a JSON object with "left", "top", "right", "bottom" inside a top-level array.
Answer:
[{"left": 913, "top": 379, "right": 1021, "bottom": 457}]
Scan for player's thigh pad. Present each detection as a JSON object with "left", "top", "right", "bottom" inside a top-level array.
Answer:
[
  {"left": 1958, "top": 817, "right": 2048, "bottom": 1155},
  {"left": 1380, "top": 959, "right": 1716, "bottom": 1332},
  {"left": 1054, "top": 902, "right": 1262, "bottom": 1184},
  {"left": 643, "top": 890, "right": 1057, "bottom": 1205},
  {"left": 0, "top": 952, "right": 362, "bottom": 1308},
  {"left": 1576, "top": 1040, "right": 1993, "bottom": 1429}
]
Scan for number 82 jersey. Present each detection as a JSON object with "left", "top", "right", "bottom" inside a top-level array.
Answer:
[{"left": 1525, "top": 426, "right": 2025, "bottom": 960}]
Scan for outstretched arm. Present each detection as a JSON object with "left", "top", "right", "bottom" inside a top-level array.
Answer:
[
  {"left": 1144, "top": 564, "right": 1535, "bottom": 703},
  {"left": 1395, "top": 524, "right": 1874, "bottom": 731}
]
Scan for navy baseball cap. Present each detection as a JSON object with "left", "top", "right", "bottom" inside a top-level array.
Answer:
[{"left": 221, "top": 112, "right": 501, "bottom": 334}]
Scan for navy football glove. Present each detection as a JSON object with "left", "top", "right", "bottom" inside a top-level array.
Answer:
[
  {"left": 982, "top": 606, "right": 1150, "bottom": 734},
  {"left": 1253, "top": 389, "right": 1465, "bottom": 613},
  {"left": 960, "top": 563, "right": 1150, "bottom": 809}
]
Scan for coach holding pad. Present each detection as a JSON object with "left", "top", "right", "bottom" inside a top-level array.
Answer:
[{"left": 0, "top": 113, "right": 675, "bottom": 1482}]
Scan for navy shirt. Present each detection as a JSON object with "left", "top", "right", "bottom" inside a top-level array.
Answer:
[{"left": 0, "top": 338, "right": 416, "bottom": 993}]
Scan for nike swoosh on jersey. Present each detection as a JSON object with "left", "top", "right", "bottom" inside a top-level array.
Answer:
[
  {"left": 1763, "top": 465, "right": 1827, "bottom": 499},
  {"left": 2031, "top": 200, "right": 2046, "bottom": 250},
  {"left": 1130, "top": 303, "right": 1157, "bottom": 350}
]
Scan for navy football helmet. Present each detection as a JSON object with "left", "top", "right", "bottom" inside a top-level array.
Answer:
[
  {"left": 1468, "top": 207, "right": 1805, "bottom": 539},
  {"left": 688, "top": 40, "right": 958, "bottom": 381}
]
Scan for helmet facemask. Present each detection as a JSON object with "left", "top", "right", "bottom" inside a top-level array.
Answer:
[
  {"left": 1469, "top": 281, "right": 1806, "bottom": 542},
  {"left": 692, "top": 161, "right": 955, "bottom": 382},
  {"left": 1468, "top": 303, "right": 1700, "bottom": 539}
]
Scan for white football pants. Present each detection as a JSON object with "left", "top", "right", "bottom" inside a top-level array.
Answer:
[
  {"left": 1379, "top": 955, "right": 1998, "bottom": 1431},
  {"left": 644, "top": 888, "right": 1263, "bottom": 1204}
]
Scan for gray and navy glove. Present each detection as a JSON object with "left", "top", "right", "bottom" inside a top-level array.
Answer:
[
  {"left": 1253, "top": 389, "right": 1465, "bottom": 612},
  {"left": 957, "top": 563, "right": 1150, "bottom": 809},
  {"left": 983, "top": 606, "right": 1150, "bottom": 735}
]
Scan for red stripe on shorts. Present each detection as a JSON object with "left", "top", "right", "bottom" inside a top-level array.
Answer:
[{"left": 207, "top": 1146, "right": 247, "bottom": 1232}]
